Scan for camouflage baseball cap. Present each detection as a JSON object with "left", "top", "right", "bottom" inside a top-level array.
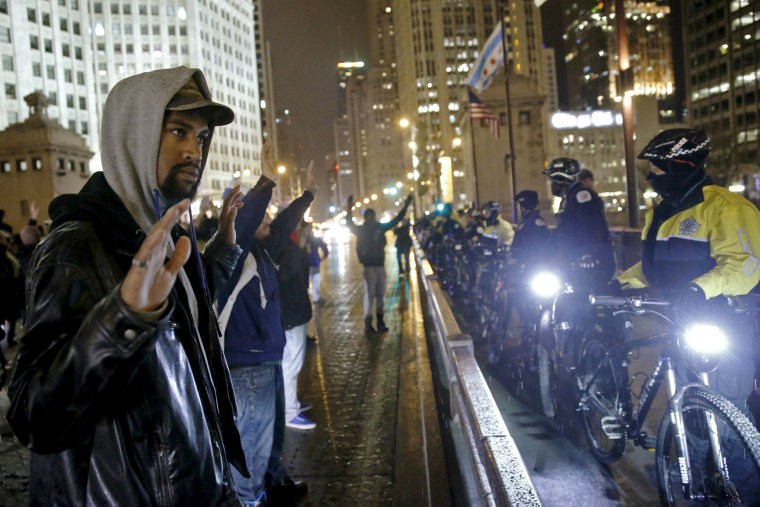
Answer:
[{"left": 166, "top": 77, "right": 234, "bottom": 126}]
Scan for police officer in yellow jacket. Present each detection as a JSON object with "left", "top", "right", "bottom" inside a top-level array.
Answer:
[
  {"left": 480, "top": 200, "right": 515, "bottom": 248},
  {"left": 616, "top": 128, "right": 760, "bottom": 428}
]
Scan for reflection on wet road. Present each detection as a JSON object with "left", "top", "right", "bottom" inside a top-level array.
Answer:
[
  {"left": 454, "top": 304, "right": 666, "bottom": 506},
  {"left": 281, "top": 238, "right": 449, "bottom": 507}
]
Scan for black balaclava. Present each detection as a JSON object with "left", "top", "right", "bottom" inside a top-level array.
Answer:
[{"left": 646, "top": 160, "right": 706, "bottom": 201}]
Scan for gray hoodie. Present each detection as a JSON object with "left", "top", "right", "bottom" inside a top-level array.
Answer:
[
  {"left": 100, "top": 66, "right": 221, "bottom": 321},
  {"left": 101, "top": 66, "right": 217, "bottom": 232}
]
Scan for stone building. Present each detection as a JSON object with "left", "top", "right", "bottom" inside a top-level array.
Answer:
[
  {"left": 460, "top": 73, "right": 547, "bottom": 223},
  {"left": 0, "top": 92, "right": 93, "bottom": 231}
]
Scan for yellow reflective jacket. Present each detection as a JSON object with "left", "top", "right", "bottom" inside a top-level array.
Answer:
[
  {"left": 482, "top": 217, "right": 515, "bottom": 247},
  {"left": 618, "top": 185, "right": 760, "bottom": 299}
]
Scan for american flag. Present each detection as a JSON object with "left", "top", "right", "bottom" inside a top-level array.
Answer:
[{"left": 469, "top": 90, "right": 500, "bottom": 139}]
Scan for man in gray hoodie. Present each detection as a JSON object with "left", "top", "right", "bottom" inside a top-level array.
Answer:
[{"left": 7, "top": 67, "right": 259, "bottom": 506}]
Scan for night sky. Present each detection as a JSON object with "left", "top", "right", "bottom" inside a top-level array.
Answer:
[
  {"left": 262, "top": 0, "right": 369, "bottom": 175},
  {"left": 260, "top": 1, "right": 574, "bottom": 211}
]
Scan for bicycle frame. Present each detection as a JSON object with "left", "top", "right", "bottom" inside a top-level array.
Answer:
[
  {"left": 582, "top": 297, "right": 735, "bottom": 501},
  {"left": 666, "top": 379, "right": 729, "bottom": 501}
]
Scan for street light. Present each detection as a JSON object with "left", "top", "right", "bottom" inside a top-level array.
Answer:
[
  {"left": 277, "top": 165, "right": 286, "bottom": 175},
  {"left": 399, "top": 117, "right": 421, "bottom": 215}
]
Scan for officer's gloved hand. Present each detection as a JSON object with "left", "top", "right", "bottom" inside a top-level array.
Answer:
[
  {"left": 674, "top": 284, "right": 707, "bottom": 319},
  {"left": 578, "top": 254, "right": 600, "bottom": 270},
  {"left": 605, "top": 279, "right": 624, "bottom": 296}
]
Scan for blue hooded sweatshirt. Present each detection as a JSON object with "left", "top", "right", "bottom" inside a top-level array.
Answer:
[{"left": 217, "top": 190, "right": 314, "bottom": 367}]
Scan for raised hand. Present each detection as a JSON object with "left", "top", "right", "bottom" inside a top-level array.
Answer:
[
  {"left": 260, "top": 140, "right": 276, "bottom": 180},
  {"left": 30, "top": 201, "right": 39, "bottom": 220},
  {"left": 218, "top": 185, "right": 243, "bottom": 245},
  {"left": 305, "top": 160, "right": 318, "bottom": 194},
  {"left": 405, "top": 192, "right": 414, "bottom": 206},
  {"left": 347, "top": 195, "right": 354, "bottom": 210},
  {"left": 120, "top": 200, "right": 192, "bottom": 313}
]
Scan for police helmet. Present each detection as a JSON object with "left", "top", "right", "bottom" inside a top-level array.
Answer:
[
  {"left": 637, "top": 128, "right": 710, "bottom": 172},
  {"left": 515, "top": 190, "right": 539, "bottom": 210},
  {"left": 482, "top": 200, "right": 501, "bottom": 215},
  {"left": 544, "top": 158, "right": 581, "bottom": 185}
]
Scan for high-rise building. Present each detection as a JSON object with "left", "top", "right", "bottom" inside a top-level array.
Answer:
[
  {"left": 543, "top": 47, "right": 560, "bottom": 114},
  {"left": 363, "top": 0, "right": 407, "bottom": 203},
  {"left": 334, "top": 61, "right": 367, "bottom": 203},
  {"left": 544, "top": 96, "right": 664, "bottom": 225},
  {"left": 1, "top": 1, "right": 98, "bottom": 158},
  {"left": 0, "top": 0, "right": 263, "bottom": 199},
  {"left": 681, "top": 0, "right": 760, "bottom": 199},
  {"left": 254, "top": 0, "right": 275, "bottom": 147},
  {"left": 391, "top": 0, "right": 545, "bottom": 206},
  {"left": 334, "top": 116, "right": 358, "bottom": 204},
  {"left": 559, "top": 0, "right": 674, "bottom": 116}
]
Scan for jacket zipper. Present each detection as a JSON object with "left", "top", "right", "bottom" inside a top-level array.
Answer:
[{"left": 157, "top": 444, "right": 173, "bottom": 507}]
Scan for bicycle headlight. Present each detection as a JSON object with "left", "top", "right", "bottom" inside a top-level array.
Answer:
[
  {"left": 530, "top": 272, "right": 561, "bottom": 299},
  {"left": 684, "top": 324, "right": 727, "bottom": 354}
]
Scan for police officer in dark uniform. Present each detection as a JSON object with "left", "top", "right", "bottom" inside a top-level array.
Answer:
[
  {"left": 436, "top": 203, "right": 465, "bottom": 239},
  {"left": 510, "top": 190, "right": 550, "bottom": 265},
  {"left": 542, "top": 158, "right": 616, "bottom": 377},
  {"left": 545, "top": 157, "right": 615, "bottom": 288}
]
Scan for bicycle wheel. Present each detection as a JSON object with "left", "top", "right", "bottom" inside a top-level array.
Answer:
[
  {"left": 576, "top": 333, "right": 627, "bottom": 464},
  {"left": 537, "top": 342, "right": 557, "bottom": 418},
  {"left": 656, "top": 387, "right": 760, "bottom": 506},
  {"left": 486, "top": 292, "right": 509, "bottom": 365}
]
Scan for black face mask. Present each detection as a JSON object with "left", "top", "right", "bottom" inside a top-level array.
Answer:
[
  {"left": 647, "top": 171, "right": 680, "bottom": 199},
  {"left": 647, "top": 167, "right": 704, "bottom": 200}
]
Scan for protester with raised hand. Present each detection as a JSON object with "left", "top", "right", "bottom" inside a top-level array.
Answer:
[
  {"left": 346, "top": 193, "right": 413, "bottom": 334},
  {"left": 6, "top": 67, "right": 250, "bottom": 506},
  {"left": 217, "top": 146, "right": 316, "bottom": 506}
]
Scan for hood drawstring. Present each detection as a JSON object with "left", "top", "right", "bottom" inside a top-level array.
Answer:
[
  {"left": 153, "top": 187, "right": 208, "bottom": 291},
  {"left": 187, "top": 206, "right": 208, "bottom": 291},
  {"left": 153, "top": 189, "right": 162, "bottom": 221}
]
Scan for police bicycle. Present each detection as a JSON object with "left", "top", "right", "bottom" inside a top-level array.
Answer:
[{"left": 576, "top": 294, "right": 760, "bottom": 505}]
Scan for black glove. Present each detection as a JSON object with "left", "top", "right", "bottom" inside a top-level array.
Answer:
[
  {"left": 605, "top": 279, "right": 624, "bottom": 296},
  {"left": 673, "top": 284, "right": 707, "bottom": 318}
]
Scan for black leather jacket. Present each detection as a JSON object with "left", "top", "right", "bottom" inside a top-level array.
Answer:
[{"left": 7, "top": 173, "right": 247, "bottom": 506}]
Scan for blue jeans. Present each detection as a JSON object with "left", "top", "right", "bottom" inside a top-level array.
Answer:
[{"left": 229, "top": 363, "right": 288, "bottom": 503}]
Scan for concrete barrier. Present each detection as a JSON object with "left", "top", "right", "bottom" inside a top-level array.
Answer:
[{"left": 413, "top": 241, "right": 542, "bottom": 507}]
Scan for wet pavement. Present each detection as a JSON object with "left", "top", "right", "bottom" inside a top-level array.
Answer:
[
  {"left": 452, "top": 299, "right": 678, "bottom": 506},
  {"left": 0, "top": 237, "right": 450, "bottom": 506},
  {"left": 282, "top": 238, "right": 450, "bottom": 506},
  {"left": 1, "top": 343, "right": 28, "bottom": 507}
]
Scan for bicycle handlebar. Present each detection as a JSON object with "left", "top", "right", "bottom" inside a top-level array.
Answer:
[{"left": 589, "top": 294, "right": 671, "bottom": 307}]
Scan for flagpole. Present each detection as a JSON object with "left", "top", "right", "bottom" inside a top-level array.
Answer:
[
  {"left": 468, "top": 109, "right": 481, "bottom": 207},
  {"left": 499, "top": 12, "right": 518, "bottom": 224}
]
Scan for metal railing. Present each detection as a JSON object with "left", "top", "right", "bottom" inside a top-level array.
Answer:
[{"left": 413, "top": 241, "right": 542, "bottom": 507}]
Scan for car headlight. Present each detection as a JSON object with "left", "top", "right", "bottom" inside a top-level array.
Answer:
[
  {"left": 684, "top": 324, "right": 727, "bottom": 354},
  {"left": 530, "top": 272, "right": 561, "bottom": 299}
]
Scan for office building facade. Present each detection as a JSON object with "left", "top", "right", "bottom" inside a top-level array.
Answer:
[{"left": 0, "top": 0, "right": 263, "bottom": 200}]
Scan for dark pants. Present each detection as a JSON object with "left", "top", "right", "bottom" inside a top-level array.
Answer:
[{"left": 396, "top": 246, "right": 411, "bottom": 274}]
